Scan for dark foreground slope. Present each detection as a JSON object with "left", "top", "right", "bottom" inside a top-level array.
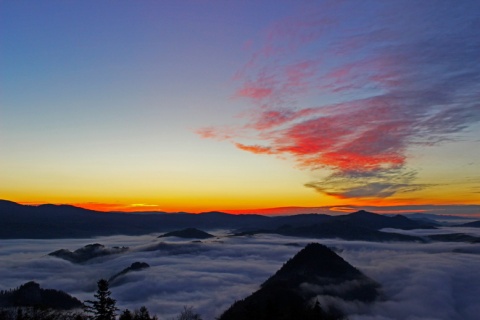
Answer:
[
  {"left": 0, "top": 281, "right": 82, "bottom": 310},
  {"left": 219, "top": 243, "right": 380, "bottom": 320}
]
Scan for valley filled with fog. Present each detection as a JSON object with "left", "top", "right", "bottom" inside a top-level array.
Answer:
[{"left": 2, "top": 228, "right": 480, "bottom": 320}]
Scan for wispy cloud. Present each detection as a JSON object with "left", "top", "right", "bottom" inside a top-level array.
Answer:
[
  {"left": 305, "top": 168, "right": 430, "bottom": 199},
  {"left": 198, "top": 1, "right": 480, "bottom": 199}
]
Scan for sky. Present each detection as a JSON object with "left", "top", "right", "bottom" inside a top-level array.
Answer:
[{"left": 1, "top": 0, "right": 479, "bottom": 213}]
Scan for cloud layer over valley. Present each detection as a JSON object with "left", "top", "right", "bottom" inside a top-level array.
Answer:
[{"left": 1, "top": 230, "right": 480, "bottom": 320}]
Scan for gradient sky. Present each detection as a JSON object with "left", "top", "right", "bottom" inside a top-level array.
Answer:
[{"left": 1, "top": 0, "right": 479, "bottom": 213}]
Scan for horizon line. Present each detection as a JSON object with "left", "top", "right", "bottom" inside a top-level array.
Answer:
[{"left": 3, "top": 199, "right": 480, "bottom": 217}]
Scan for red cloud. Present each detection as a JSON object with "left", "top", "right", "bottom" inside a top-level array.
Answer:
[
  {"left": 198, "top": 2, "right": 480, "bottom": 199},
  {"left": 235, "top": 143, "right": 274, "bottom": 154}
]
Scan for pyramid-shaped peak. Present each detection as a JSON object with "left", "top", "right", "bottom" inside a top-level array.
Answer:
[
  {"left": 158, "top": 228, "right": 214, "bottom": 239},
  {"left": 219, "top": 243, "right": 380, "bottom": 320},
  {"left": 262, "top": 243, "right": 363, "bottom": 287},
  {"left": 349, "top": 210, "right": 378, "bottom": 216}
]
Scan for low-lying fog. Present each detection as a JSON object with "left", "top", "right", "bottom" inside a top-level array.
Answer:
[{"left": 1, "top": 227, "right": 480, "bottom": 320}]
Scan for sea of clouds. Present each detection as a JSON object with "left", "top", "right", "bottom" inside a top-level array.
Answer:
[{"left": 1, "top": 227, "right": 480, "bottom": 320}]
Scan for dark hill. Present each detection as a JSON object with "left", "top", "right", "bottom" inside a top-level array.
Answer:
[
  {"left": 233, "top": 211, "right": 431, "bottom": 242},
  {"left": 263, "top": 243, "right": 371, "bottom": 288},
  {"left": 219, "top": 243, "right": 380, "bottom": 320},
  {"left": 48, "top": 243, "right": 128, "bottom": 263},
  {"left": 1, "top": 200, "right": 435, "bottom": 240},
  {"left": 457, "top": 220, "right": 480, "bottom": 228},
  {"left": 0, "top": 200, "right": 271, "bottom": 239},
  {"left": 404, "top": 216, "right": 441, "bottom": 226},
  {"left": 109, "top": 262, "right": 150, "bottom": 285},
  {"left": 337, "top": 210, "right": 435, "bottom": 230},
  {"left": 271, "top": 214, "right": 334, "bottom": 227},
  {"left": 0, "top": 200, "right": 23, "bottom": 209},
  {"left": 277, "top": 220, "right": 423, "bottom": 242},
  {"left": 158, "top": 228, "right": 214, "bottom": 239},
  {"left": 0, "top": 281, "right": 82, "bottom": 310},
  {"left": 238, "top": 220, "right": 424, "bottom": 242},
  {"left": 428, "top": 233, "right": 480, "bottom": 243},
  {"left": 403, "top": 213, "right": 474, "bottom": 222}
]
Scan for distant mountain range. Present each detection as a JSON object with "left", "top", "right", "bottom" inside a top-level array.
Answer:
[
  {"left": 233, "top": 210, "right": 436, "bottom": 242},
  {"left": 427, "top": 233, "right": 480, "bottom": 243},
  {"left": 219, "top": 243, "right": 380, "bottom": 320},
  {"left": 399, "top": 213, "right": 478, "bottom": 226},
  {"left": 401, "top": 212, "right": 474, "bottom": 221},
  {"left": 0, "top": 200, "right": 269, "bottom": 238},
  {"left": 458, "top": 220, "right": 480, "bottom": 228},
  {"left": 2, "top": 200, "right": 478, "bottom": 240},
  {"left": 240, "top": 221, "right": 423, "bottom": 242}
]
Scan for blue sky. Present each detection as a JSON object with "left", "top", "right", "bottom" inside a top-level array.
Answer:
[{"left": 1, "top": 0, "right": 479, "bottom": 213}]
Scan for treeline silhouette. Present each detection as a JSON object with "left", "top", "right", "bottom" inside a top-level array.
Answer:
[
  {"left": 0, "top": 281, "right": 82, "bottom": 310},
  {"left": 0, "top": 279, "right": 202, "bottom": 320}
]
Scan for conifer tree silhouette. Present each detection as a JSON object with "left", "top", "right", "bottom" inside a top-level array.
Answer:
[
  {"left": 119, "top": 309, "right": 133, "bottom": 320},
  {"left": 84, "top": 279, "right": 118, "bottom": 320}
]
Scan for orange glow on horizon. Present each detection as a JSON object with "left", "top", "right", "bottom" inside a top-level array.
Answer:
[{"left": 15, "top": 196, "right": 480, "bottom": 217}]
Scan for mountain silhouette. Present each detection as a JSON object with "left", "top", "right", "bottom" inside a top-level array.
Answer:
[
  {"left": 271, "top": 220, "right": 424, "bottom": 242},
  {"left": 400, "top": 212, "right": 474, "bottom": 224},
  {"left": 1, "top": 200, "right": 435, "bottom": 240},
  {"left": 428, "top": 233, "right": 480, "bottom": 243},
  {"left": 458, "top": 220, "right": 480, "bottom": 228},
  {"left": 109, "top": 262, "right": 150, "bottom": 285},
  {"left": 231, "top": 210, "right": 435, "bottom": 242},
  {"left": 0, "top": 281, "right": 82, "bottom": 310},
  {"left": 49, "top": 243, "right": 128, "bottom": 263},
  {"left": 219, "top": 243, "right": 380, "bottom": 320},
  {"left": 0, "top": 200, "right": 269, "bottom": 239},
  {"left": 158, "top": 228, "right": 214, "bottom": 239},
  {"left": 337, "top": 210, "right": 435, "bottom": 230}
]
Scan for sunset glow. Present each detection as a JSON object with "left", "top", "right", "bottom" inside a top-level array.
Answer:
[{"left": 1, "top": 1, "right": 479, "bottom": 215}]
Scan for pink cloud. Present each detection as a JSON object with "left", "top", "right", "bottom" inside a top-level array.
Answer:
[
  {"left": 235, "top": 143, "right": 274, "bottom": 155},
  {"left": 195, "top": 126, "right": 240, "bottom": 141},
  {"left": 235, "top": 85, "right": 273, "bottom": 100},
  {"left": 246, "top": 107, "right": 321, "bottom": 131},
  {"left": 198, "top": 2, "right": 480, "bottom": 199},
  {"left": 196, "top": 127, "right": 218, "bottom": 139}
]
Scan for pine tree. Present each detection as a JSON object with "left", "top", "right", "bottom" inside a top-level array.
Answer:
[
  {"left": 134, "top": 306, "right": 157, "bottom": 320},
  {"left": 176, "top": 306, "right": 202, "bottom": 320},
  {"left": 84, "top": 279, "right": 118, "bottom": 320},
  {"left": 119, "top": 309, "right": 134, "bottom": 320}
]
